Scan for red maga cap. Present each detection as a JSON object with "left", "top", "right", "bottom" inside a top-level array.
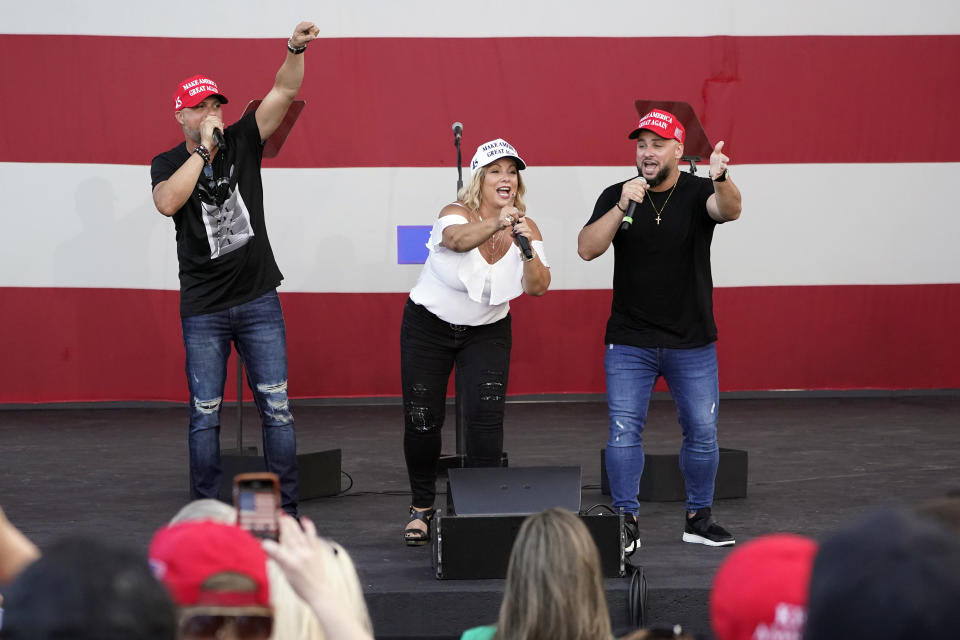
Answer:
[
  {"left": 710, "top": 534, "right": 818, "bottom": 640},
  {"left": 148, "top": 520, "right": 270, "bottom": 613},
  {"left": 628, "top": 109, "right": 685, "bottom": 143},
  {"left": 173, "top": 74, "right": 229, "bottom": 110}
]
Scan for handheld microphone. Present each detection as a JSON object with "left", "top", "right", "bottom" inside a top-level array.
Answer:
[
  {"left": 515, "top": 230, "right": 534, "bottom": 262},
  {"left": 213, "top": 128, "right": 226, "bottom": 150},
  {"left": 452, "top": 122, "right": 463, "bottom": 143},
  {"left": 619, "top": 176, "right": 647, "bottom": 231}
]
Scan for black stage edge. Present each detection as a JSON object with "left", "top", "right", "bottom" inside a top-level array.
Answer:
[{"left": 2, "top": 396, "right": 960, "bottom": 639}]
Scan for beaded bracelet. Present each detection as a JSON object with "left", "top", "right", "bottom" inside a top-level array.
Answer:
[{"left": 193, "top": 145, "right": 211, "bottom": 165}]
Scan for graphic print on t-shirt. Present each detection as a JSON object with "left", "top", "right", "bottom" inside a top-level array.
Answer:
[{"left": 199, "top": 163, "right": 254, "bottom": 259}]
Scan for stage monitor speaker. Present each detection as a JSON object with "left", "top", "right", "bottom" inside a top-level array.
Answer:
[
  {"left": 599, "top": 447, "right": 748, "bottom": 501},
  {"left": 216, "top": 448, "right": 342, "bottom": 502},
  {"left": 446, "top": 466, "right": 581, "bottom": 516},
  {"left": 434, "top": 512, "right": 625, "bottom": 579}
]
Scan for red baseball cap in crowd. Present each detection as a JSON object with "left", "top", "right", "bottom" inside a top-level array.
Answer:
[
  {"left": 710, "top": 533, "right": 818, "bottom": 640},
  {"left": 148, "top": 520, "right": 270, "bottom": 615},
  {"left": 173, "top": 74, "right": 229, "bottom": 110},
  {"left": 628, "top": 109, "right": 686, "bottom": 143}
]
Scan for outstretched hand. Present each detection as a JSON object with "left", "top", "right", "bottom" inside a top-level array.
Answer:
[
  {"left": 262, "top": 515, "right": 374, "bottom": 640},
  {"left": 710, "top": 141, "right": 730, "bottom": 181},
  {"left": 262, "top": 514, "right": 327, "bottom": 603}
]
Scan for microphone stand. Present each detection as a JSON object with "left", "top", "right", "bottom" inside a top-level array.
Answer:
[
  {"left": 455, "top": 133, "right": 463, "bottom": 195},
  {"left": 450, "top": 125, "right": 468, "bottom": 471}
]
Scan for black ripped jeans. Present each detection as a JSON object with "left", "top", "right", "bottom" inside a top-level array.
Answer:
[{"left": 401, "top": 298, "right": 512, "bottom": 508}]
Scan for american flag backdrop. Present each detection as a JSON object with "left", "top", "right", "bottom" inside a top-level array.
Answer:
[{"left": 2, "top": 1, "right": 959, "bottom": 403}]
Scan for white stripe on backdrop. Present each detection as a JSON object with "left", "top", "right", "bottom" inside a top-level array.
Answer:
[
  {"left": 3, "top": 1, "right": 958, "bottom": 37},
  {"left": 3, "top": 162, "right": 958, "bottom": 292}
]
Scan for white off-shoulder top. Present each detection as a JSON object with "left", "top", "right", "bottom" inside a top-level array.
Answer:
[{"left": 409, "top": 212, "right": 549, "bottom": 326}]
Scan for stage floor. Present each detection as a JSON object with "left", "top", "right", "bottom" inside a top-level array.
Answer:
[{"left": 2, "top": 395, "right": 958, "bottom": 638}]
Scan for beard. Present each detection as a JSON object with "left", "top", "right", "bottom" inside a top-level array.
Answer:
[
  {"left": 639, "top": 163, "right": 672, "bottom": 189},
  {"left": 182, "top": 124, "right": 201, "bottom": 145}
]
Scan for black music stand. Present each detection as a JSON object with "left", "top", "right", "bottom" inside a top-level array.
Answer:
[{"left": 216, "top": 99, "right": 342, "bottom": 502}]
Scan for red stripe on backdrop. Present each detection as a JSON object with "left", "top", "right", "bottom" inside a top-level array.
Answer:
[
  {"left": 1, "top": 284, "right": 958, "bottom": 404},
  {"left": 0, "top": 35, "right": 958, "bottom": 166}
]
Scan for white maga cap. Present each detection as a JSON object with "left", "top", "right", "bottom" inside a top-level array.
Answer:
[{"left": 470, "top": 138, "right": 526, "bottom": 175}]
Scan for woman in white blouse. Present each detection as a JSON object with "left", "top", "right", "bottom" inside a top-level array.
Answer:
[{"left": 401, "top": 138, "right": 551, "bottom": 546}]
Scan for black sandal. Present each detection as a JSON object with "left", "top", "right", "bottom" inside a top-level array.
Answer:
[{"left": 404, "top": 506, "right": 436, "bottom": 547}]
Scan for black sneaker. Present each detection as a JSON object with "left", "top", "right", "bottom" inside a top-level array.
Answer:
[
  {"left": 682, "top": 507, "right": 735, "bottom": 546},
  {"left": 624, "top": 513, "right": 641, "bottom": 556}
]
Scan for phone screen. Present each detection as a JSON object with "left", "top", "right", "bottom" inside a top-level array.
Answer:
[{"left": 235, "top": 476, "right": 280, "bottom": 541}]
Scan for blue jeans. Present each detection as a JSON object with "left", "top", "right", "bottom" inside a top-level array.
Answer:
[
  {"left": 181, "top": 290, "right": 298, "bottom": 514},
  {"left": 604, "top": 343, "right": 719, "bottom": 514}
]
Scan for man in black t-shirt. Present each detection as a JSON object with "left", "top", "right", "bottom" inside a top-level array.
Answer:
[
  {"left": 150, "top": 21, "right": 320, "bottom": 516},
  {"left": 578, "top": 109, "right": 743, "bottom": 550}
]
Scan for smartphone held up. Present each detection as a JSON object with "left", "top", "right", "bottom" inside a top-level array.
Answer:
[{"left": 233, "top": 472, "right": 281, "bottom": 541}]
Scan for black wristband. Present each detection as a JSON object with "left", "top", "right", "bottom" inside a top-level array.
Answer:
[
  {"left": 287, "top": 38, "right": 306, "bottom": 54},
  {"left": 193, "top": 145, "right": 211, "bottom": 165},
  {"left": 615, "top": 201, "right": 627, "bottom": 213}
]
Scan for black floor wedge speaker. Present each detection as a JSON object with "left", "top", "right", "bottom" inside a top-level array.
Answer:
[
  {"left": 446, "top": 466, "right": 581, "bottom": 515},
  {"left": 216, "top": 448, "right": 342, "bottom": 502},
  {"left": 433, "top": 466, "right": 625, "bottom": 579},
  {"left": 600, "top": 447, "right": 748, "bottom": 502},
  {"left": 434, "top": 512, "right": 625, "bottom": 579}
]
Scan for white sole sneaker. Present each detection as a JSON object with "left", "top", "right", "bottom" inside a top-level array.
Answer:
[{"left": 682, "top": 531, "right": 735, "bottom": 546}]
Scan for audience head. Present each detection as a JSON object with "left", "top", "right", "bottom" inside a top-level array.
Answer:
[
  {"left": 169, "top": 498, "right": 237, "bottom": 525},
  {"left": 497, "top": 507, "right": 611, "bottom": 640},
  {"left": 710, "top": 533, "right": 817, "bottom": 640},
  {"left": 2, "top": 536, "right": 176, "bottom": 639},
  {"left": 149, "top": 520, "right": 273, "bottom": 640},
  {"left": 803, "top": 508, "right": 960, "bottom": 640}
]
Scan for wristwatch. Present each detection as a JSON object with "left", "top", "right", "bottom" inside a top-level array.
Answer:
[{"left": 713, "top": 169, "right": 728, "bottom": 183}]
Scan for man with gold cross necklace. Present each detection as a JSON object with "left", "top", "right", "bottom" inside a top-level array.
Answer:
[{"left": 578, "top": 108, "right": 742, "bottom": 552}]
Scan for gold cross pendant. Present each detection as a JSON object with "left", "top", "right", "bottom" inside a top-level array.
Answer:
[{"left": 655, "top": 214, "right": 661, "bottom": 225}]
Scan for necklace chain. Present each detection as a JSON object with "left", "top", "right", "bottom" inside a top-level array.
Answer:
[
  {"left": 648, "top": 175, "right": 679, "bottom": 225},
  {"left": 474, "top": 209, "right": 503, "bottom": 258}
]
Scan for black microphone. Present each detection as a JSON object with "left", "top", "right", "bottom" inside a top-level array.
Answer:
[
  {"left": 619, "top": 176, "right": 647, "bottom": 231},
  {"left": 213, "top": 128, "right": 226, "bottom": 150},
  {"left": 514, "top": 227, "right": 534, "bottom": 261},
  {"left": 452, "top": 121, "right": 463, "bottom": 143}
]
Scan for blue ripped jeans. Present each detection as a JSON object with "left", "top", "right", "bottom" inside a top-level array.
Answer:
[
  {"left": 181, "top": 289, "right": 298, "bottom": 514},
  {"left": 604, "top": 343, "right": 720, "bottom": 515},
  {"left": 400, "top": 298, "right": 512, "bottom": 508}
]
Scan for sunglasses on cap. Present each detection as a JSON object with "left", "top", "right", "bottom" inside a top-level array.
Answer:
[{"left": 180, "top": 614, "right": 273, "bottom": 640}]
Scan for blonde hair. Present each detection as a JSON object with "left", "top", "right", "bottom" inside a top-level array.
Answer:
[
  {"left": 169, "top": 498, "right": 236, "bottom": 525},
  {"left": 495, "top": 508, "right": 611, "bottom": 640},
  {"left": 457, "top": 161, "right": 527, "bottom": 214}
]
